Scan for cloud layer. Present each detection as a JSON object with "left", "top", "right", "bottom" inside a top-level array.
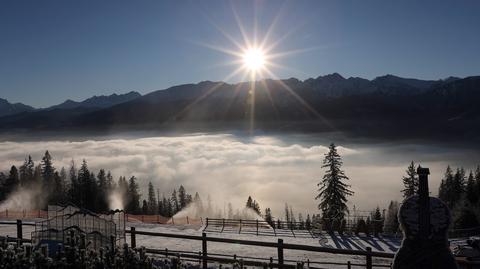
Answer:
[{"left": 0, "top": 133, "right": 478, "bottom": 217}]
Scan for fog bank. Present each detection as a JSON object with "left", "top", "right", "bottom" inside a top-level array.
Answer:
[{"left": 0, "top": 133, "right": 478, "bottom": 216}]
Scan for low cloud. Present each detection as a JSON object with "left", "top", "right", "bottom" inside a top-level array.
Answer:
[{"left": 0, "top": 133, "right": 478, "bottom": 217}]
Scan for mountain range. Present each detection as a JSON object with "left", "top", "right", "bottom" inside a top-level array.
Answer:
[
  {"left": 0, "top": 74, "right": 478, "bottom": 141},
  {"left": 0, "top": 91, "right": 141, "bottom": 117},
  {"left": 0, "top": 98, "right": 35, "bottom": 117}
]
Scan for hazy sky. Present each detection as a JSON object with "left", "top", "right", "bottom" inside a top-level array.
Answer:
[{"left": 1, "top": 0, "right": 479, "bottom": 107}]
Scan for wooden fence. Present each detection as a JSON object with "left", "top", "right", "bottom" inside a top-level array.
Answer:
[
  {"left": 125, "top": 214, "right": 202, "bottom": 225},
  {"left": 0, "top": 220, "right": 477, "bottom": 269},
  {"left": 127, "top": 227, "right": 394, "bottom": 269},
  {"left": 204, "top": 218, "right": 315, "bottom": 238}
]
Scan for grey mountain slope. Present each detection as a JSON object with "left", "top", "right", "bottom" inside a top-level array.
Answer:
[
  {"left": 0, "top": 98, "right": 35, "bottom": 117},
  {"left": 46, "top": 91, "right": 141, "bottom": 110}
]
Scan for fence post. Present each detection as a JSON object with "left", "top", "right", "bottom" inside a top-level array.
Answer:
[
  {"left": 130, "top": 227, "right": 136, "bottom": 248},
  {"left": 347, "top": 261, "right": 351, "bottom": 269},
  {"left": 202, "top": 232, "right": 208, "bottom": 269},
  {"left": 187, "top": 216, "right": 189, "bottom": 224},
  {"left": 366, "top": 247, "right": 372, "bottom": 269},
  {"left": 16, "top": 219, "right": 22, "bottom": 245},
  {"left": 277, "top": 239, "right": 284, "bottom": 269},
  {"left": 256, "top": 219, "right": 259, "bottom": 236}
]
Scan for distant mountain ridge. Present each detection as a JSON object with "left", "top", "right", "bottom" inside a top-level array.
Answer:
[
  {"left": 0, "top": 98, "right": 34, "bottom": 117},
  {"left": 0, "top": 74, "right": 478, "bottom": 141},
  {"left": 45, "top": 91, "right": 141, "bottom": 110}
]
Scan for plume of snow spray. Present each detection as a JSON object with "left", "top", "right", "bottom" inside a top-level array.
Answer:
[
  {"left": 0, "top": 186, "right": 46, "bottom": 211},
  {"left": 108, "top": 190, "right": 125, "bottom": 210},
  {"left": 172, "top": 200, "right": 265, "bottom": 221}
]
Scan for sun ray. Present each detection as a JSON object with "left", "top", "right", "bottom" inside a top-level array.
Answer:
[
  {"left": 205, "top": 15, "right": 246, "bottom": 51},
  {"left": 262, "top": 68, "right": 337, "bottom": 131},
  {"left": 268, "top": 46, "right": 326, "bottom": 59},
  {"left": 260, "top": 78, "right": 280, "bottom": 119},
  {"left": 172, "top": 66, "right": 246, "bottom": 120},
  {"left": 259, "top": 2, "right": 287, "bottom": 51},
  {"left": 222, "top": 71, "right": 250, "bottom": 119},
  {"left": 231, "top": 3, "right": 252, "bottom": 49},
  {"left": 248, "top": 72, "right": 256, "bottom": 134},
  {"left": 191, "top": 40, "right": 244, "bottom": 58}
]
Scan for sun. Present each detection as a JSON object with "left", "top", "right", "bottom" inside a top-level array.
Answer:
[{"left": 242, "top": 48, "right": 266, "bottom": 72}]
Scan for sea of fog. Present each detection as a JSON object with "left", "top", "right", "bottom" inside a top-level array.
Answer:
[{"left": 0, "top": 132, "right": 478, "bottom": 216}]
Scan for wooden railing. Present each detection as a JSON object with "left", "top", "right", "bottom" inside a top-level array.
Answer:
[
  {"left": 125, "top": 214, "right": 202, "bottom": 225},
  {"left": 127, "top": 227, "right": 394, "bottom": 269},
  {"left": 1, "top": 220, "right": 477, "bottom": 269}
]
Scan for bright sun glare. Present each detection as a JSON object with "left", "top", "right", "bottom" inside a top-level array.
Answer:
[{"left": 243, "top": 48, "right": 266, "bottom": 72}]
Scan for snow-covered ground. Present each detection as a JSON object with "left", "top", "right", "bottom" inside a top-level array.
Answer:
[
  {"left": 1, "top": 221, "right": 472, "bottom": 269},
  {"left": 127, "top": 222, "right": 397, "bottom": 268}
]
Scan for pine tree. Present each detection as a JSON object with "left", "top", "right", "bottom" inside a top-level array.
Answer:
[
  {"left": 316, "top": 143, "right": 353, "bottom": 224},
  {"left": 246, "top": 196, "right": 253, "bottom": 208},
  {"left": 289, "top": 206, "right": 295, "bottom": 223},
  {"left": 77, "top": 159, "right": 90, "bottom": 209},
  {"left": 451, "top": 168, "right": 466, "bottom": 208},
  {"left": 298, "top": 213, "right": 305, "bottom": 229},
  {"left": 373, "top": 206, "right": 383, "bottom": 236},
  {"left": 284, "top": 203, "right": 290, "bottom": 223},
  {"left": 19, "top": 156, "right": 35, "bottom": 186},
  {"left": 193, "top": 192, "right": 203, "bottom": 216},
  {"left": 4, "top": 166, "right": 19, "bottom": 196},
  {"left": 466, "top": 171, "right": 478, "bottom": 204},
  {"left": 68, "top": 160, "right": 79, "bottom": 205},
  {"left": 41, "top": 151, "right": 55, "bottom": 191},
  {"left": 171, "top": 189, "right": 179, "bottom": 214},
  {"left": 227, "top": 203, "right": 234, "bottom": 219},
  {"left": 147, "top": 182, "right": 157, "bottom": 214},
  {"left": 126, "top": 176, "right": 141, "bottom": 214},
  {"left": 96, "top": 169, "right": 108, "bottom": 212},
  {"left": 89, "top": 172, "right": 98, "bottom": 211},
  {"left": 178, "top": 185, "right": 187, "bottom": 210},
  {"left": 475, "top": 166, "right": 480, "bottom": 203},
  {"left": 165, "top": 196, "right": 173, "bottom": 217},
  {"left": 439, "top": 166, "right": 455, "bottom": 208},
  {"left": 401, "top": 161, "right": 418, "bottom": 198},
  {"left": 252, "top": 200, "right": 261, "bottom": 215},
  {"left": 383, "top": 200, "right": 399, "bottom": 234},
  {"left": 107, "top": 171, "right": 115, "bottom": 189},
  {"left": 265, "top": 208, "right": 274, "bottom": 226},
  {"left": 32, "top": 164, "right": 42, "bottom": 185},
  {"left": 142, "top": 200, "right": 148, "bottom": 214},
  {"left": 305, "top": 214, "right": 312, "bottom": 230}
]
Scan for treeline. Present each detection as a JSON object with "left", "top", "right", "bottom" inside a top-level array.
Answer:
[{"left": 0, "top": 151, "right": 199, "bottom": 215}]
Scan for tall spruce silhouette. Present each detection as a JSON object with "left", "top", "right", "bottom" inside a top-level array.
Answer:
[
  {"left": 401, "top": 161, "right": 418, "bottom": 198},
  {"left": 316, "top": 143, "right": 353, "bottom": 223}
]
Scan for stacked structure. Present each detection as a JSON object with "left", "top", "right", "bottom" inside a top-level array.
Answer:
[{"left": 31, "top": 204, "right": 125, "bottom": 250}]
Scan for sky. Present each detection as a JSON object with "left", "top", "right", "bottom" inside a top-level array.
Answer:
[{"left": 1, "top": 0, "right": 479, "bottom": 108}]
